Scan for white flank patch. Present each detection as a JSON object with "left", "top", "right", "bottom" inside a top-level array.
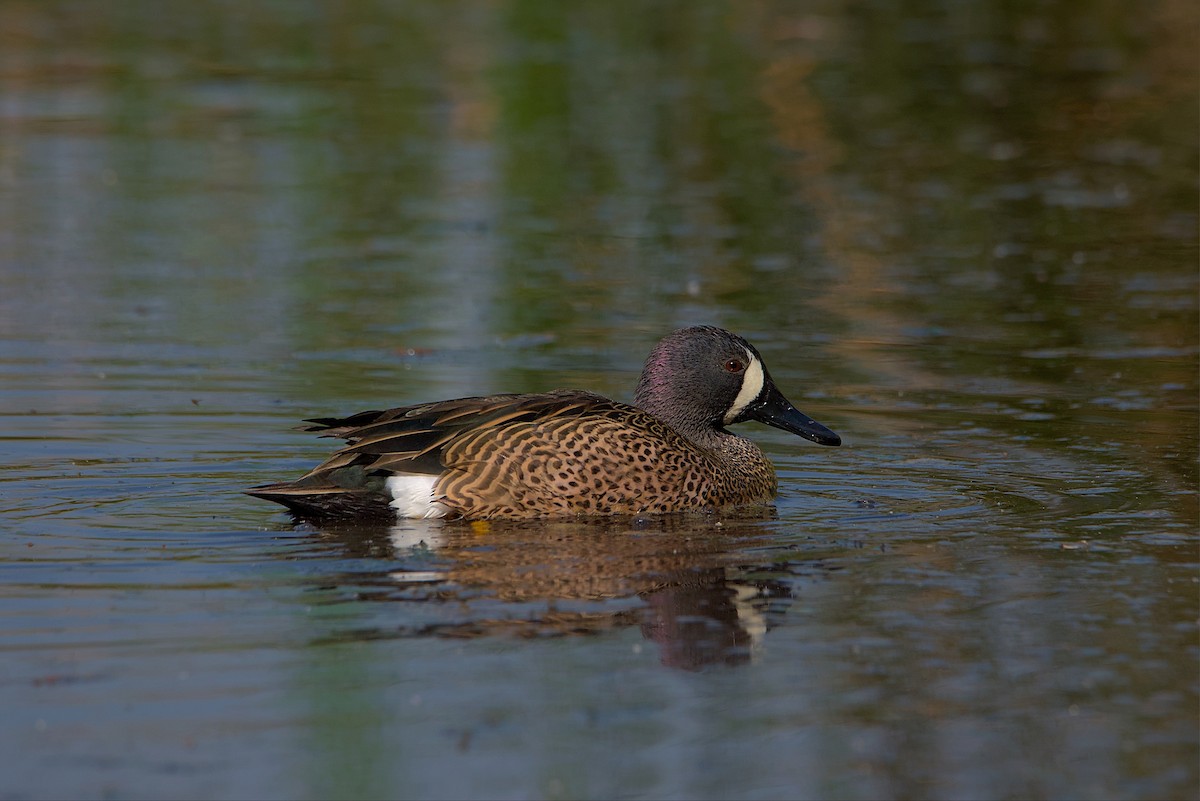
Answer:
[
  {"left": 385, "top": 474, "right": 451, "bottom": 519},
  {"left": 722, "top": 348, "right": 765, "bottom": 424}
]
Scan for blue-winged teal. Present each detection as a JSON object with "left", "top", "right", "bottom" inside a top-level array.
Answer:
[{"left": 248, "top": 326, "right": 840, "bottom": 521}]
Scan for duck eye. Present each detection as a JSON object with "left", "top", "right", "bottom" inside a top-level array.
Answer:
[{"left": 724, "top": 359, "right": 745, "bottom": 373}]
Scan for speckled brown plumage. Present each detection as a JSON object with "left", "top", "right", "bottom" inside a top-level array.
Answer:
[
  {"left": 434, "top": 393, "right": 779, "bottom": 517},
  {"left": 248, "top": 326, "right": 841, "bottom": 521}
]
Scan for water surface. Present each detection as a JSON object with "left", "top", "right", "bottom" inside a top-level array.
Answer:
[{"left": 1, "top": 2, "right": 1196, "bottom": 799}]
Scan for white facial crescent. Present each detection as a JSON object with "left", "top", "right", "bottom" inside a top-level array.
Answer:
[{"left": 722, "top": 348, "right": 765, "bottom": 425}]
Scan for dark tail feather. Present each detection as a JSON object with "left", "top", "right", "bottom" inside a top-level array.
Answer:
[{"left": 245, "top": 484, "right": 396, "bottom": 523}]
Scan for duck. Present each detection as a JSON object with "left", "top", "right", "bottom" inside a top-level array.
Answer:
[{"left": 247, "top": 325, "right": 841, "bottom": 521}]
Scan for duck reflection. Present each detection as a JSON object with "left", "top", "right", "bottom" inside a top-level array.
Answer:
[{"left": 307, "top": 514, "right": 826, "bottom": 670}]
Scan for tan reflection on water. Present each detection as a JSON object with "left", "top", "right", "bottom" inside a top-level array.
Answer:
[{"left": 310, "top": 515, "right": 834, "bottom": 671}]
